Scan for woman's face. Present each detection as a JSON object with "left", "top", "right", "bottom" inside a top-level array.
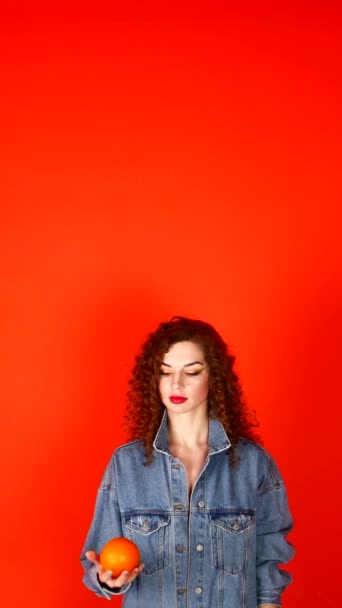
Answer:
[{"left": 158, "top": 340, "right": 209, "bottom": 415}]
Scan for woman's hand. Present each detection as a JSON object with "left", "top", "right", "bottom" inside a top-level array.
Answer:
[{"left": 85, "top": 550, "right": 145, "bottom": 589}]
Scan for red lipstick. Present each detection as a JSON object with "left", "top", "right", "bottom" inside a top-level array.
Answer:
[{"left": 170, "top": 396, "right": 188, "bottom": 404}]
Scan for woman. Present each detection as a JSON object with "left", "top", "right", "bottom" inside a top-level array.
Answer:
[{"left": 81, "top": 316, "right": 294, "bottom": 607}]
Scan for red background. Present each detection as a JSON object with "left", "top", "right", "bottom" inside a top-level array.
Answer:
[{"left": 1, "top": 2, "right": 341, "bottom": 606}]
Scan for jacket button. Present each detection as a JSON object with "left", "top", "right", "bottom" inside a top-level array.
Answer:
[
  {"left": 142, "top": 521, "right": 150, "bottom": 531},
  {"left": 198, "top": 500, "right": 205, "bottom": 508},
  {"left": 196, "top": 544, "right": 204, "bottom": 552},
  {"left": 233, "top": 522, "right": 240, "bottom": 531},
  {"left": 195, "top": 587, "right": 203, "bottom": 594}
]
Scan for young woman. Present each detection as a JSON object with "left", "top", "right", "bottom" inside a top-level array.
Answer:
[{"left": 81, "top": 316, "right": 294, "bottom": 607}]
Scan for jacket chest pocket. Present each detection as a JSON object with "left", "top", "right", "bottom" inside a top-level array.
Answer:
[
  {"left": 209, "top": 510, "right": 255, "bottom": 575},
  {"left": 123, "top": 512, "right": 170, "bottom": 575}
]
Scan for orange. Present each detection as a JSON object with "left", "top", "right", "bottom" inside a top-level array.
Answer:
[{"left": 99, "top": 537, "right": 141, "bottom": 578}]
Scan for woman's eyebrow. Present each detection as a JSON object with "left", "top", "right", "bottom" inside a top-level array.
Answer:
[{"left": 160, "top": 361, "right": 205, "bottom": 367}]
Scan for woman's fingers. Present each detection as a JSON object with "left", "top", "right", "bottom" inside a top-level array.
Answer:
[
  {"left": 85, "top": 550, "right": 112, "bottom": 584},
  {"left": 111, "top": 570, "right": 131, "bottom": 587},
  {"left": 101, "top": 569, "right": 116, "bottom": 585},
  {"left": 125, "top": 563, "right": 145, "bottom": 583},
  {"left": 85, "top": 550, "right": 100, "bottom": 564},
  {"left": 85, "top": 551, "right": 145, "bottom": 589},
  {"left": 100, "top": 563, "right": 145, "bottom": 589},
  {"left": 111, "top": 563, "right": 145, "bottom": 587}
]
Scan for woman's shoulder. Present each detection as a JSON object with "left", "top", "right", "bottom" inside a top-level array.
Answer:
[
  {"left": 236, "top": 436, "right": 280, "bottom": 470},
  {"left": 236, "top": 437, "right": 285, "bottom": 486},
  {"left": 99, "top": 439, "right": 146, "bottom": 490},
  {"left": 112, "top": 437, "right": 145, "bottom": 459},
  {"left": 111, "top": 438, "right": 153, "bottom": 469},
  {"left": 114, "top": 437, "right": 144, "bottom": 450}
]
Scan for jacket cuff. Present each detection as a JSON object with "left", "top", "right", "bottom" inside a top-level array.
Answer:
[
  {"left": 96, "top": 573, "right": 131, "bottom": 597},
  {"left": 257, "top": 591, "right": 281, "bottom": 606}
]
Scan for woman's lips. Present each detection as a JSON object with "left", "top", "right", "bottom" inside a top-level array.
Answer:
[{"left": 170, "top": 396, "right": 188, "bottom": 404}]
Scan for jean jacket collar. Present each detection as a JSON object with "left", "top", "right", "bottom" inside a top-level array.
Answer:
[{"left": 153, "top": 409, "right": 231, "bottom": 456}]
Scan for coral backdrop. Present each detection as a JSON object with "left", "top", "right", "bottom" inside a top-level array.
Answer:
[{"left": 1, "top": 2, "right": 340, "bottom": 607}]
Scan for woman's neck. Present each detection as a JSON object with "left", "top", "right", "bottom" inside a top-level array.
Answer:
[{"left": 167, "top": 408, "right": 209, "bottom": 449}]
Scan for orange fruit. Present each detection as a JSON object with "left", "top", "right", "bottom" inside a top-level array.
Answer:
[{"left": 99, "top": 537, "right": 141, "bottom": 578}]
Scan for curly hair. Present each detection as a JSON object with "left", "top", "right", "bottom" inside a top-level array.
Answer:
[{"left": 124, "top": 316, "right": 261, "bottom": 466}]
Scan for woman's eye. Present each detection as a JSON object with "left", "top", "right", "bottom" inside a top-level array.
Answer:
[{"left": 159, "top": 370, "right": 202, "bottom": 376}]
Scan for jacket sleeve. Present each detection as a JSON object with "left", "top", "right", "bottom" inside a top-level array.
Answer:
[
  {"left": 256, "top": 450, "right": 295, "bottom": 607},
  {"left": 80, "top": 456, "right": 131, "bottom": 599}
]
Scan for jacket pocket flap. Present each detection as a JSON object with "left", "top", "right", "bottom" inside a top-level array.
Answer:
[
  {"left": 124, "top": 513, "right": 170, "bottom": 535},
  {"left": 209, "top": 509, "right": 255, "bottom": 534}
]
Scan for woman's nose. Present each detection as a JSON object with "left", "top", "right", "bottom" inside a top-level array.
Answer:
[{"left": 171, "top": 373, "right": 185, "bottom": 389}]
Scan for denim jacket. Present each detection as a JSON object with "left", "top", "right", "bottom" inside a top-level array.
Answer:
[{"left": 81, "top": 411, "right": 294, "bottom": 607}]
